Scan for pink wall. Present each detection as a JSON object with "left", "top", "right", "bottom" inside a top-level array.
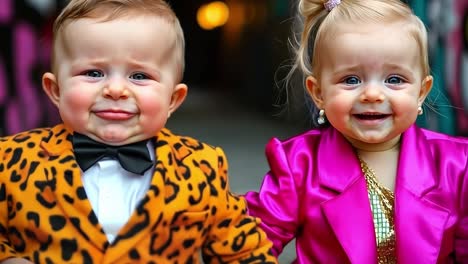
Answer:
[{"left": 0, "top": 0, "right": 59, "bottom": 135}]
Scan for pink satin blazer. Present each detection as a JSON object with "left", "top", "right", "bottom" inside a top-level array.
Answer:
[{"left": 245, "top": 125, "right": 468, "bottom": 263}]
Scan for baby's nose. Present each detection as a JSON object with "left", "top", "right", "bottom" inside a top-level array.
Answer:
[
  {"left": 360, "top": 83, "right": 384, "bottom": 103},
  {"left": 103, "top": 78, "right": 129, "bottom": 100}
]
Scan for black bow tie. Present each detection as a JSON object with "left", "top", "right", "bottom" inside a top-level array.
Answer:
[{"left": 72, "top": 133, "right": 153, "bottom": 175}]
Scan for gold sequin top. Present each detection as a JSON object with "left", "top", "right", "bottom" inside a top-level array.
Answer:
[{"left": 359, "top": 158, "right": 396, "bottom": 264}]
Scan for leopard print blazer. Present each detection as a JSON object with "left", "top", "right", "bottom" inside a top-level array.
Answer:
[{"left": 0, "top": 124, "right": 276, "bottom": 264}]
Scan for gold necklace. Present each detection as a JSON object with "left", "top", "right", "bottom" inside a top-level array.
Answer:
[{"left": 358, "top": 156, "right": 396, "bottom": 264}]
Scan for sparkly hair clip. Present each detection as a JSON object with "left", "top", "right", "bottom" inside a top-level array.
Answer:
[{"left": 324, "top": 0, "right": 341, "bottom": 11}]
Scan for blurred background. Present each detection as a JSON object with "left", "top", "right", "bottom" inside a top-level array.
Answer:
[{"left": 0, "top": 0, "right": 467, "bottom": 262}]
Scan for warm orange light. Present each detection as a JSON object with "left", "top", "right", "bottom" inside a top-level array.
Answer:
[{"left": 197, "top": 1, "right": 230, "bottom": 30}]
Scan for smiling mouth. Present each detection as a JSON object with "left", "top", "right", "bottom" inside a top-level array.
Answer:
[
  {"left": 94, "top": 110, "right": 135, "bottom": 120},
  {"left": 354, "top": 113, "right": 391, "bottom": 120}
]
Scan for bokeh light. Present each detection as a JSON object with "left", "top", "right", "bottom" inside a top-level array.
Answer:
[{"left": 197, "top": 1, "right": 230, "bottom": 30}]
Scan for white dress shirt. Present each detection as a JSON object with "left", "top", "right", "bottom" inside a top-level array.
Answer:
[{"left": 81, "top": 141, "right": 155, "bottom": 243}]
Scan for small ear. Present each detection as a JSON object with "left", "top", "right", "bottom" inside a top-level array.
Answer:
[
  {"left": 42, "top": 72, "right": 60, "bottom": 108},
  {"left": 418, "top": 75, "right": 433, "bottom": 105},
  {"left": 168, "top": 83, "right": 188, "bottom": 117},
  {"left": 305, "top": 76, "right": 323, "bottom": 109}
]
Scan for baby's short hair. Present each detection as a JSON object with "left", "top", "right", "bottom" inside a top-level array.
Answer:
[{"left": 52, "top": 0, "right": 185, "bottom": 81}]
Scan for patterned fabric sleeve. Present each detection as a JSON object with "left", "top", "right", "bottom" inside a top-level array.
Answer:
[
  {"left": 201, "top": 147, "right": 277, "bottom": 264},
  {"left": 0, "top": 203, "right": 18, "bottom": 261},
  {"left": 0, "top": 138, "right": 19, "bottom": 261}
]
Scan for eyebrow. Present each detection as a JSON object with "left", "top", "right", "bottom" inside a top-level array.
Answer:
[
  {"left": 126, "top": 59, "right": 160, "bottom": 70},
  {"left": 332, "top": 62, "right": 414, "bottom": 74},
  {"left": 381, "top": 63, "right": 413, "bottom": 73},
  {"left": 330, "top": 64, "right": 361, "bottom": 74},
  {"left": 130, "top": 60, "right": 165, "bottom": 81}
]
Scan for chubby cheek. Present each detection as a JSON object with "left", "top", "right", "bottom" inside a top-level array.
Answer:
[
  {"left": 136, "top": 95, "right": 170, "bottom": 129},
  {"left": 392, "top": 100, "right": 419, "bottom": 122},
  {"left": 58, "top": 89, "right": 93, "bottom": 127},
  {"left": 324, "top": 95, "right": 352, "bottom": 122}
]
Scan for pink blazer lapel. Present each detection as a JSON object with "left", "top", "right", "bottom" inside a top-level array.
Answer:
[
  {"left": 395, "top": 125, "right": 450, "bottom": 263},
  {"left": 317, "top": 126, "right": 451, "bottom": 263},
  {"left": 321, "top": 178, "right": 378, "bottom": 264},
  {"left": 318, "top": 128, "right": 377, "bottom": 264}
]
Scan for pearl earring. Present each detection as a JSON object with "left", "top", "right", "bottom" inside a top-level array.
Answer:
[
  {"left": 417, "top": 106, "right": 423, "bottom": 115},
  {"left": 317, "top": 109, "right": 326, "bottom": 125}
]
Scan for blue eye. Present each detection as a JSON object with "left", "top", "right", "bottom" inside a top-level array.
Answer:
[
  {"left": 130, "top": 72, "right": 149, "bottom": 80},
  {"left": 386, "top": 76, "right": 403, "bottom": 84},
  {"left": 83, "top": 70, "right": 103, "bottom": 78},
  {"left": 344, "top": 76, "right": 361, "bottom": 85}
]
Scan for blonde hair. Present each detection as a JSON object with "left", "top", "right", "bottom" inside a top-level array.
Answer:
[
  {"left": 293, "top": 0, "right": 429, "bottom": 78},
  {"left": 51, "top": 0, "right": 185, "bottom": 81}
]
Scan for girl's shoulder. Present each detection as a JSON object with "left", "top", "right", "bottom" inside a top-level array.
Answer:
[
  {"left": 272, "top": 127, "right": 330, "bottom": 144},
  {"left": 413, "top": 127, "right": 468, "bottom": 161},
  {"left": 265, "top": 127, "right": 347, "bottom": 159},
  {"left": 419, "top": 126, "right": 468, "bottom": 146}
]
